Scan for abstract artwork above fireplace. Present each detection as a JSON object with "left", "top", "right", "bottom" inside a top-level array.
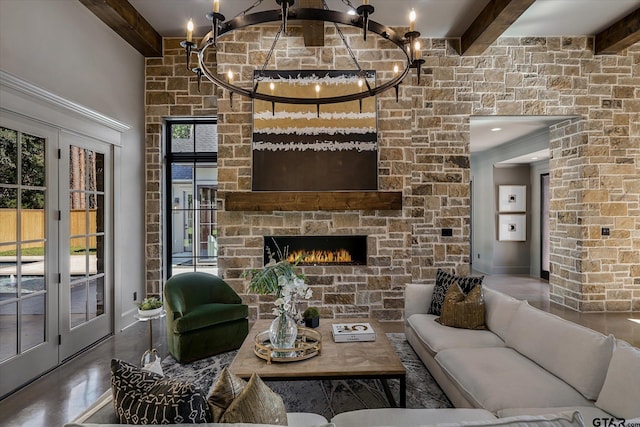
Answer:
[{"left": 252, "top": 70, "right": 377, "bottom": 192}]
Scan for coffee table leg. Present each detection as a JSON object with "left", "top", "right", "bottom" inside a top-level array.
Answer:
[
  {"left": 399, "top": 374, "right": 406, "bottom": 408},
  {"left": 381, "top": 376, "right": 406, "bottom": 408}
]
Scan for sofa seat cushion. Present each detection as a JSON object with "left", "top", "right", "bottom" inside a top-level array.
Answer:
[
  {"left": 407, "top": 314, "right": 505, "bottom": 356},
  {"left": 498, "top": 407, "right": 612, "bottom": 427},
  {"left": 435, "top": 347, "right": 593, "bottom": 413},
  {"left": 505, "top": 302, "right": 614, "bottom": 400},
  {"left": 174, "top": 303, "right": 248, "bottom": 334},
  {"left": 330, "top": 408, "right": 497, "bottom": 427}
]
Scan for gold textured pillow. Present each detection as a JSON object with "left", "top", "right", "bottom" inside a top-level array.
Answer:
[
  {"left": 207, "top": 367, "right": 247, "bottom": 422},
  {"left": 436, "top": 282, "right": 486, "bottom": 330},
  {"left": 220, "top": 373, "right": 287, "bottom": 425}
]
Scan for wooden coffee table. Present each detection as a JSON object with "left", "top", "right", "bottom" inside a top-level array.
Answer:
[{"left": 228, "top": 318, "right": 407, "bottom": 407}]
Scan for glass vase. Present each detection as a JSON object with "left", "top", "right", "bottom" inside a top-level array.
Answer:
[{"left": 269, "top": 312, "right": 297, "bottom": 357}]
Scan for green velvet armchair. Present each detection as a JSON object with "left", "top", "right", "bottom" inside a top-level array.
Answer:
[{"left": 164, "top": 272, "right": 249, "bottom": 363}]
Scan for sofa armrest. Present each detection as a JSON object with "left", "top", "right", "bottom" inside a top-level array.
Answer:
[{"left": 404, "top": 283, "right": 435, "bottom": 319}]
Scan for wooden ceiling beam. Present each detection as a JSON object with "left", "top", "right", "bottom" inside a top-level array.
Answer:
[
  {"left": 595, "top": 7, "right": 640, "bottom": 55},
  {"left": 300, "top": 0, "right": 325, "bottom": 47},
  {"left": 79, "top": 0, "right": 163, "bottom": 57},
  {"left": 457, "top": 0, "right": 536, "bottom": 56}
]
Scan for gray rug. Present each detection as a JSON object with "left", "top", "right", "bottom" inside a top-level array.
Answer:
[{"left": 161, "top": 333, "right": 451, "bottom": 420}]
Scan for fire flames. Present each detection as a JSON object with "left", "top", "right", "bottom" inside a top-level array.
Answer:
[{"left": 287, "top": 249, "right": 352, "bottom": 264}]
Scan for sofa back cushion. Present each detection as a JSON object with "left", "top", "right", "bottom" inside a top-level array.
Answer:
[
  {"left": 595, "top": 340, "right": 640, "bottom": 419},
  {"left": 483, "top": 288, "right": 521, "bottom": 341},
  {"left": 505, "top": 302, "right": 614, "bottom": 400}
]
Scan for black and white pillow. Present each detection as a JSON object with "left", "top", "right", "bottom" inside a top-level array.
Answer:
[
  {"left": 111, "top": 359, "right": 211, "bottom": 424},
  {"left": 428, "top": 269, "right": 484, "bottom": 316}
]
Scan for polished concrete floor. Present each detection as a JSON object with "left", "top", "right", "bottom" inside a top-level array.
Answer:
[{"left": 1, "top": 274, "right": 639, "bottom": 427}]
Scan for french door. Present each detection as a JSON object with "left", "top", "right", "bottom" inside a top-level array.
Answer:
[
  {"left": 58, "top": 131, "right": 112, "bottom": 360},
  {"left": 0, "top": 114, "right": 113, "bottom": 396}
]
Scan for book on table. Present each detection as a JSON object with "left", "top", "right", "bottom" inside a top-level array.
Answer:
[{"left": 331, "top": 322, "right": 376, "bottom": 342}]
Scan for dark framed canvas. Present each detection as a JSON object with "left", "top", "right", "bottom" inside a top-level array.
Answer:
[{"left": 252, "top": 70, "right": 377, "bottom": 191}]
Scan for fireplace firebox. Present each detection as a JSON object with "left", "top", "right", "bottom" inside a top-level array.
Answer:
[{"left": 264, "top": 236, "right": 367, "bottom": 266}]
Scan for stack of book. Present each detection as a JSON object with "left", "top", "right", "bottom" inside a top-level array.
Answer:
[{"left": 331, "top": 322, "right": 376, "bottom": 342}]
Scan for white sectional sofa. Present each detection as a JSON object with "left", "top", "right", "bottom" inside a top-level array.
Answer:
[
  {"left": 404, "top": 283, "right": 640, "bottom": 425},
  {"left": 65, "top": 283, "right": 640, "bottom": 427}
]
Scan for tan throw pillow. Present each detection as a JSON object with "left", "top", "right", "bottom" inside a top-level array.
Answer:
[
  {"left": 220, "top": 373, "right": 287, "bottom": 425},
  {"left": 436, "top": 282, "right": 486, "bottom": 330},
  {"left": 207, "top": 367, "right": 247, "bottom": 422}
]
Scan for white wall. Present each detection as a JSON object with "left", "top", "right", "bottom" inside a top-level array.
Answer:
[
  {"left": 0, "top": 0, "right": 146, "bottom": 331},
  {"left": 471, "top": 129, "right": 550, "bottom": 275}
]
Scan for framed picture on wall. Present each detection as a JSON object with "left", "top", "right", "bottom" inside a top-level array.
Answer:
[
  {"left": 498, "top": 214, "right": 526, "bottom": 241},
  {"left": 498, "top": 185, "right": 526, "bottom": 212}
]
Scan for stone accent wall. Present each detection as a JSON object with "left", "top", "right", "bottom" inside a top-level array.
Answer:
[{"left": 145, "top": 32, "right": 640, "bottom": 315}]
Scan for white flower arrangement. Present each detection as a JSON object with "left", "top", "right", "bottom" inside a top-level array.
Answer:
[{"left": 243, "top": 241, "right": 312, "bottom": 319}]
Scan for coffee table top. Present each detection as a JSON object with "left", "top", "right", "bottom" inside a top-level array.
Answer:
[{"left": 229, "top": 318, "right": 406, "bottom": 379}]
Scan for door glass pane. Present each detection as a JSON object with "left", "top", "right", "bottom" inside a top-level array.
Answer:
[
  {"left": 21, "top": 190, "right": 45, "bottom": 241},
  {"left": 88, "top": 277, "right": 104, "bottom": 319},
  {"left": 0, "top": 302, "right": 18, "bottom": 362},
  {"left": 94, "top": 235, "right": 104, "bottom": 274},
  {"left": 0, "top": 127, "right": 18, "bottom": 185},
  {"left": 94, "top": 194, "right": 104, "bottom": 233},
  {"left": 70, "top": 282, "right": 87, "bottom": 328},
  {"left": 171, "top": 124, "right": 194, "bottom": 152},
  {"left": 20, "top": 133, "right": 45, "bottom": 187},
  {"left": 20, "top": 294, "right": 45, "bottom": 352},
  {"left": 195, "top": 124, "right": 217, "bottom": 152},
  {"left": 70, "top": 236, "right": 88, "bottom": 279},
  {"left": 0, "top": 188, "right": 18, "bottom": 242},
  {"left": 0, "top": 250, "right": 17, "bottom": 299}
]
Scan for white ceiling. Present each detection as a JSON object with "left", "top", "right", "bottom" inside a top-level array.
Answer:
[
  {"left": 128, "top": 0, "right": 640, "bottom": 163},
  {"left": 130, "top": 0, "right": 640, "bottom": 38}
]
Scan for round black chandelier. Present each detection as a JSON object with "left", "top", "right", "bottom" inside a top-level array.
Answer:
[{"left": 181, "top": 0, "right": 425, "bottom": 105}]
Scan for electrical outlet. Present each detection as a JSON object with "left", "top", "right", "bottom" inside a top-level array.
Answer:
[
  {"left": 441, "top": 228, "right": 453, "bottom": 237},
  {"left": 133, "top": 291, "right": 137, "bottom": 301},
  {"left": 602, "top": 227, "right": 610, "bottom": 236}
]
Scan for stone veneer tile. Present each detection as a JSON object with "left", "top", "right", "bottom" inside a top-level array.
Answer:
[{"left": 144, "top": 32, "right": 640, "bottom": 316}]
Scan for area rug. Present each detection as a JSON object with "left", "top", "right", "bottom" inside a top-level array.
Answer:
[{"left": 161, "top": 333, "right": 451, "bottom": 420}]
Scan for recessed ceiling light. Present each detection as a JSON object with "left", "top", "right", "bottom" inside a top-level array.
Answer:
[
  {"left": 531, "top": 157, "right": 538, "bottom": 160},
  {"left": 347, "top": 10, "right": 356, "bottom": 15},
  {"left": 491, "top": 127, "right": 502, "bottom": 132}
]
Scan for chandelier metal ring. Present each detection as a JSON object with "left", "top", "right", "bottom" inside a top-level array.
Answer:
[{"left": 186, "top": 3, "right": 421, "bottom": 105}]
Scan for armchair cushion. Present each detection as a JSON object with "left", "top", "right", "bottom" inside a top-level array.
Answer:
[{"left": 174, "top": 303, "right": 249, "bottom": 334}]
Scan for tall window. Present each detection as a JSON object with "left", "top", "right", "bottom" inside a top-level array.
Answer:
[{"left": 165, "top": 119, "right": 218, "bottom": 278}]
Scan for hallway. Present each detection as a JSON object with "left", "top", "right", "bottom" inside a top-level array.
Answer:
[{"left": 0, "top": 274, "right": 638, "bottom": 427}]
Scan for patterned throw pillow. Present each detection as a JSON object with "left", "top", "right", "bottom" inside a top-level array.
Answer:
[
  {"left": 220, "top": 373, "right": 287, "bottom": 425},
  {"left": 436, "top": 283, "right": 486, "bottom": 329},
  {"left": 428, "top": 269, "right": 484, "bottom": 315},
  {"left": 110, "top": 359, "right": 211, "bottom": 424},
  {"left": 207, "top": 367, "right": 247, "bottom": 422}
]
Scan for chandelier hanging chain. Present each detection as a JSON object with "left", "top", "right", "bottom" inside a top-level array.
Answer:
[
  {"left": 183, "top": 0, "right": 422, "bottom": 105},
  {"left": 324, "top": 0, "right": 363, "bottom": 73},
  {"left": 233, "top": 0, "right": 266, "bottom": 19},
  {"left": 259, "top": 24, "right": 285, "bottom": 75}
]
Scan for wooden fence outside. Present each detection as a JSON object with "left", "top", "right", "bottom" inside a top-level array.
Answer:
[{"left": 0, "top": 209, "right": 97, "bottom": 251}]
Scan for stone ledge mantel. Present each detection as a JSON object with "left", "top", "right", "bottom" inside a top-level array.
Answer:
[{"left": 224, "top": 191, "right": 402, "bottom": 211}]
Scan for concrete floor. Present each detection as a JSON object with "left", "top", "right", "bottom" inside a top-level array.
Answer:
[{"left": 0, "top": 274, "right": 639, "bottom": 427}]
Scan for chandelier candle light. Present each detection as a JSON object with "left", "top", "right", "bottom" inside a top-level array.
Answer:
[{"left": 181, "top": 0, "right": 424, "bottom": 107}]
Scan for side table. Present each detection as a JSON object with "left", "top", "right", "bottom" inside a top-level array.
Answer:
[{"left": 134, "top": 309, "right": 166, "bottom": 367}]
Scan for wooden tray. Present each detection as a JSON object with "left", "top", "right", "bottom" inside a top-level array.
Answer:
[{"left": 254, "top": 327, "right": 322, "bottom": 364}]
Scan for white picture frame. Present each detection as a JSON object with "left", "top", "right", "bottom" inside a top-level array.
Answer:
[
  {"left": 498, "top": 185, "right": 526, "bottom": 212},
  {"left": 498, "top": 214, "right": 526, "bottom": 241}
]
